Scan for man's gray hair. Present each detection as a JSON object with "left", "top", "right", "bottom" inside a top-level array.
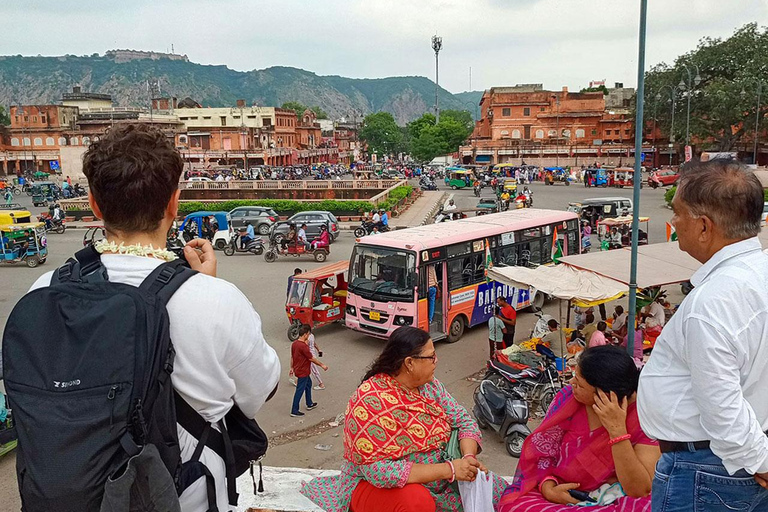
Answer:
[{"left": 676, "top": 160, "right": 764, "bottom": 239}]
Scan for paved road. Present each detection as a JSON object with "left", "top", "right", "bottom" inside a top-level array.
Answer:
[{"left": 0, "top": 181, "right": 674, "bottom": 507}]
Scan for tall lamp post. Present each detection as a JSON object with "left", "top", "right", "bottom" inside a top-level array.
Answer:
[
  {"left": 656, "top": 84, "right": 677, "bottom": 165},
  {"left": 432, "top": 35, "right": 443, "bottom": 123},
  {"left": 551, "top": 94, "right": 561, "bottom": 166},
  {"left": 741, "top": 81, "right": 765, "bottom": 165},
  {"left": 678, "top": 64, "right": 702, "bottom": 146}
]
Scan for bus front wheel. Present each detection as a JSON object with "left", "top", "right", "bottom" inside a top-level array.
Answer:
[{"left": 446, "top": 316, "right": 465, "bottom": 343}]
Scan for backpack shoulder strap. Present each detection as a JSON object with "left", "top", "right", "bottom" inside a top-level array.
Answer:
[
  {"left": 52, "top": 245, "right": 108, "bottom": 284},
  {"left": 139, "top": 258, "right": 198, "bottom": 306}
]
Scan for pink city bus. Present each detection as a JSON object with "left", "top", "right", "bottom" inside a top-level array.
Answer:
[{"left": 345, "top": 209, "right": 581, "bottom": 342}]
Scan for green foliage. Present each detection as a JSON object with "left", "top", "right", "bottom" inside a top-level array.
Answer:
[
  {"left": 407, "top": 113, "right": 436, "bottom": 141},
  {"left": 645, "top": 23, "right": 768, "bottom": 152},
  {"left": 359, "top": 112, "right": 403, "bottom": 157},
  {"left": 0, "top": 106, "right": 9, "bottom": 126},
  {"left": 439, "top": 109, "right": 474, "bottom": 133},
  {"left": 408, "top": 112, "right": 473, "bottom": 162},
  {"left": 411, "top": 126, "right": 449, "bottom": 162},
  {"left": 665, "top": 185, "right": 676, "bottom": 206},
  {"left": 282, "top": 101, "right": 329, "bottom": 120},
  {"left": 580, "top": 85, "right": 609, "bottom": 95}
]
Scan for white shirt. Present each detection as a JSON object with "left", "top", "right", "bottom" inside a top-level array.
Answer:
[
  {"left": 612, "top": 312, "right": 628, "bottom": 332},
  {"left": 297, "top": 228, "right": 308, "bottom": 243},
  {"left": 444, "top": 203, "right": 457, "bottom": 212},
  {"left": 638, "top": 238, "right": 768, "bottom": 475},
  {"left": 372, "top": 213, "right": 380, "bottom": 223},
  {"left": 647, "top": 301, "right": 666, "bottom": 327},
  {"left": 31, "top": 254, "right": 281, "bottom": 511}
]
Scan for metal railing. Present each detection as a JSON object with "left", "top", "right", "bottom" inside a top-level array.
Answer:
[{"left": 178, "top": 179, "right": 403, "bottom": 190}]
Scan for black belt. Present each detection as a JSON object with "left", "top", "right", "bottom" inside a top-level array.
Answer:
[{"left": 658, "top": 440, "right": 710, "bottom": 453}]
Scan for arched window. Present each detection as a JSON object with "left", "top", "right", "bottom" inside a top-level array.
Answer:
[
  {"left": 10, "top": 138, "right": 19, "bottom": 147},
  {"left": 70, "top": 137, "right": 79, "bottom": 146},
  {"left": 512, "top": 129, "right": 521, "bottom": 139},
  {"left": 34, "top": 137, "right": 43, "bottom": 146},
  {"left": 178, "top": 135, "right": 188, "bottom": 144},
  {"left": 548, "top": 130, "right": 557, "bottom": 138},
  {"left": 500, "top": 130, "right": 509, "bottom": 138},
  {"left": 46, "top": 137, "right": 55, "bottom": 146},
  {"left": 23, "top": 137, "right": 31, "bottom": 146},
  {"left": 59, "top": 137, "right": 67, "bottom": 146},
  {"left": 82, "top": 136, "right": 91, "bottom": 145},
  {"left": 535, "top": 129, "right": 544, "bottom": 139},
  {"left": 562, "top": 129, "right": 571, "bottom": 138},
  {"left": 575, "top": 129, "right": 585, "bottom": 139}
]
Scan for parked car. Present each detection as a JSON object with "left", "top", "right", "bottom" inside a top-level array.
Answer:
[
  {"left": 647, "top": 169, "right": 679, "bottom": 188},
  {"left": 229, "top": 206, "right": 279, "bottom": 235},
  {"left": 270, "top": 211, "right": 340, "bottom": 243},
  {"left": 188, "top": 176, "right": 213, "bottom": 183}
]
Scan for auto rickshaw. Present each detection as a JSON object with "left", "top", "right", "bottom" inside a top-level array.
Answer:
[
  {"left": 31, "top": 182, "right": 61, "bottom": 207},
  {"left": 544, "top": 167, "right": 571, "bottom": 186},
  {"left": 610, "top": 168, "right": 643, "bottom": 188},
  {"left": 444, "top": 168, "right": 473, "bottom": 189},
  {"left": 178, "top": 211, "right": 233, "bottom": 250},
  {"left": 0, "top": 209, "right": 32, "bottom": 225},
  {"left": 597, "top": 216, "right": 649, "bottom": 250},
  {"left": 0, "top": 222, "right": 48, "bottom": 268},
  {"left": 285, "top": 261, "right": 348, "bottom": 340}
]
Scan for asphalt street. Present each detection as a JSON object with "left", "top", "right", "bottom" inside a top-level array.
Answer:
[{"left": 0, "top": 180, "right": 675, "bottom": 507}]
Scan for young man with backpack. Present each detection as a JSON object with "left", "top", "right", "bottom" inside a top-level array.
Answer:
[{"left": 3, "top": 124, "right": 280, "bottom": 512}]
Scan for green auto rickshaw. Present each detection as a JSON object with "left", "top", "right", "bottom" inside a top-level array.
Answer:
[{"left": 31, "top": 182, "right": 61, "bottom": 207}]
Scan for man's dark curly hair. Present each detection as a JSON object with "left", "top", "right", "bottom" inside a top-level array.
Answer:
[{"left": 83, "top": 124, "right": 183, "bottom": 233}]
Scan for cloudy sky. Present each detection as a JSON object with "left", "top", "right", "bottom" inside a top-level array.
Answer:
[{"left": 2, "top": 0, "right": 766, "bottom": 93}]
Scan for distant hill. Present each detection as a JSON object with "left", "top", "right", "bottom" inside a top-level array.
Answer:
[{"left": 0, "top": 54, "right": 482, "bottom": 125}]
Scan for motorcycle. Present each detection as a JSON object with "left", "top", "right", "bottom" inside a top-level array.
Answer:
[
  {"left": 419, "top": 177, "right": 438, "bottom": 191},
  {"left": 582, "top": 235, "right": 592, "bottom": 253},
  {"left": 223, "top": 232, "right": 264, "bottom": 256},
  {"left": 485, "top": 346, "right": 563, "bottom": 415},
  {"left": 354, "top": 220, "right": 389, "bottom": 238},
  {"left": 37, "top": 214, "right": 66, "bottom": 234},
  {"left": 473, "top": 380, "right": 530, "bottom": 457}
]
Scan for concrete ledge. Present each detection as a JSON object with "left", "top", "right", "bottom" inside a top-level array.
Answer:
[{"left": 239, "top": 466, "right": 514, "bottom": 512}]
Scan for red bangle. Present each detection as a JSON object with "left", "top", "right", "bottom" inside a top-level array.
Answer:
[
  {"left": 462, "top": 454, "right": 477, "bottom": 461},
  {"left": 446, "top": 460, "right": 456, "bottom": 483},
  {"left": 609, "top": 434, "right": 632, "bottom": 446}
]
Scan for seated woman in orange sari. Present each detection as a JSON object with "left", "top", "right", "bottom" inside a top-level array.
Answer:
[
  {"left": 301, "top": 326, "right": 507, "bottom": 512},
  {"left": 498, "top": 345, "right": 660, "bottom": 512}
]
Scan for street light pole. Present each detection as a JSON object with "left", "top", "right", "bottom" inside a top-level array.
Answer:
[
  {"left": 432, "top": 35, "right": 443, "bottom": 123},
  {"left": 754, "top": 82, "right": 763, "bottom": 166},
  {"left": 679, "top": 64, "right": 702, "bottom": 146},
  {"left": 656, "top": 85, "right": 676, "bottom": 165}
]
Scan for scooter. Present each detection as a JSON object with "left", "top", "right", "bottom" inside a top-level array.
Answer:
[
  {"left": 419, "top": 178, "right": 438, "bottom": 191},
  {"left": 485, "top": 345, "right": 562, "bottom": 415},
  {"left": 473, "top": 380, "right": 530, "bottom": 457},
  {"left": 354, "top": 220, "right": 390, "bottom": 238},
  {"left": 38, "top": 214, "right": 66, "bottom": 234},
  {"left": 224, "top": 231, "right": 264, "bottom": 256}
]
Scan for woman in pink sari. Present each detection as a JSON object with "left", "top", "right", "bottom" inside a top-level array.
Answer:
[{"left": 498, "top": 345, "right": 660, "bottom": 512}]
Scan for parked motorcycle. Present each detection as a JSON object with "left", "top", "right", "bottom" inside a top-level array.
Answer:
[
  {"left": 354, "top": 220, "right": 390, "bottom": 238},
  {"left": 485, "top": 347, "right": 562, "bottom": 415},
  {"left": 223, "top": 232, "right": 264, "bottom": 256},
  {"left": 473, "top": 380, "right": 530, "bottom": 457}
]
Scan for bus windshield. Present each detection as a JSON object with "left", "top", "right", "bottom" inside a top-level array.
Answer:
[{"left": 349, "top": 245, "right": 417, "bottom": 302}]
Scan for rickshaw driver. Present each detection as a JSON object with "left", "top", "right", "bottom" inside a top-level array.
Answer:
[{"left": 281, "top": 223, "right": 297, "bottom": 252}]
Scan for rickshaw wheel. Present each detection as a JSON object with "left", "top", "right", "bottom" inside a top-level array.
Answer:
[
  {"left": 55, "top": 224, "right": 65, "bottom": 234},
  {"left": 451, "top": 185, "right": 457, "bottom": 190},
  {"left": 287, "top": 322, "right": 302, "bottom": 341},
  {"left": 264, "top": 250, "right": 277, "bottom": 263},
  {"left": 314, "top": 251, "right": 328, "bottom": 262},
  {"left": 565, "top": 181, "right": 570, "bottom": 186},
  {"left": 26, "top": 257, "right": 39, "bottom": 268},
  {"left": 215, "top": 240, "right": 227, "bottom": 250},
  {"left": 223, "top": 245, "right": 235, "bottom": 256}
]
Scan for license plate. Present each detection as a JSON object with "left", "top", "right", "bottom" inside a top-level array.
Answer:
[{"left": 369, "top": 311, "right": 380, "bottom": 321}]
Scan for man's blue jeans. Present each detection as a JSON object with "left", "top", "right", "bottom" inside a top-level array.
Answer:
[
  {"left": 652, "top": 446, "right": 768, "bottom": 512},
  {"left": 427, "top": 286, "right": 437, "bottom": 324},
  {"left": 291, "top": 376, "right": 313, "bottom": 414}
]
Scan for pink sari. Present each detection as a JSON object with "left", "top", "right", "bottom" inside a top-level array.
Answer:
[{"left": 497, "top": 386, "right": 656, "bottom": 512}]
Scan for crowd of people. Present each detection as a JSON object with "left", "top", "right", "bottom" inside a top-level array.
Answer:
[{"left": 3, "top": 123, "right": 768, "bottom": 512}]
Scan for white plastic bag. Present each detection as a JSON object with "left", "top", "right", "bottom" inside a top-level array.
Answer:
[{"left": 458, "top": 471, "right": 495, "bottom": 512}]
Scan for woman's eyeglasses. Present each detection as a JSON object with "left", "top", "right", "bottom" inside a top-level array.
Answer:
[{"left": 412, "top": 353, "right": 437, "bottom": 363}]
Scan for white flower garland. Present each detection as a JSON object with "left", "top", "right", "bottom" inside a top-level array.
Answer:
[{"left": 94, "top": 239, "right": 177, "bottom": 262}]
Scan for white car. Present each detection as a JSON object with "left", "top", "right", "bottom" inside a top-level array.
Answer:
[{"left": 188, "top": 177, "right": 213, "bottom": 182}]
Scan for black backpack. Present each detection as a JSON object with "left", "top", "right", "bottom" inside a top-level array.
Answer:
[{"left": 2, "top": 247, "right": 267, "bottom": 512}]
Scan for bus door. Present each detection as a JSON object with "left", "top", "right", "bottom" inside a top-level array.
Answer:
[{"left": 418, "top": 261, "right": 446, "bottom": 337}]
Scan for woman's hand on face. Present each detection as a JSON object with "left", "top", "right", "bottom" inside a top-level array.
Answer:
[
  {"left": 541, "top": 481, "right": 581, "bottom": 505},
  {"left": 452, "top": 458, "right": 480, "bottom": 481},
  {"left": 593, "top": 389, "right": 629, "bottom": 438}
]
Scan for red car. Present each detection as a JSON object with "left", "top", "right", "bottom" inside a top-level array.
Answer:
[{"left": 647, "top": 169, "right": 679, "bottom": 188}]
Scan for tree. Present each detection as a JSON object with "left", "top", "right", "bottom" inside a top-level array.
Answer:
[
  {"left": 439, "top": 109, "right": 474, "bottom": 134},
  {"left": 645, "top": 23, "right": 768, "bottom": 152},
  {"left": 435, "top": 118, "right": 470, "bottom": 150},
  {"left": 359, "top": 112, "right": 402, "bottom": 157},
  {"left": 580, "top": 85, "right": 609, "bottom": 95},
  {"left": 406, "top": 113, "right": 436, "bottom": 141},
  {"left": 411, "top": 125, "right": 449, "bottom": 162},
  {"left": 311, "top": 106, "right": 329, "bottom": 120},
  {"left": 406, "top": 111, "right": 473, "bottom": 162},
  {"left": 281, "top": 101, "right": 329, "bottom": 120},
  {"left": 0, "top": 106, "right": 9, "bottom": 126}
]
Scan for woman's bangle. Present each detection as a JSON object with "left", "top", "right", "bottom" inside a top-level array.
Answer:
[
  {"left": 462, "top": 454, "right": 477, "bottom": 461},
  {"left": 538, "top": 476, "right": 558, "bottom": 495},
  {"left": 446, "top": 460, "right": 456, "bottom": 483},
  {"left": 609, "top": 434, "right": 632, "bottom": 446}
]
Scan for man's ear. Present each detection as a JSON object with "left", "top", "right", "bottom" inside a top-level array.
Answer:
[
  {"left": 166, "top": 189, "right": 181, "bottom": 220},
  {"left": 88, "top": 191, "right": 103, "bottom": 220},
  {"left": 698, "top": 215, "right": 715, "bottom": 243}
]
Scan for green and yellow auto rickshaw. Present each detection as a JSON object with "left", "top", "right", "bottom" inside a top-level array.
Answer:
[
  {"left": 444, "top": 167, "right": 474, "bottom": 189},
  {"left": 0, "top": 222, "right": 48, "bottom": 268}
]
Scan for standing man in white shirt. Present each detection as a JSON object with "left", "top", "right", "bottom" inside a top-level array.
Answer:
[{"left": 638, "top": 160, "right": 768, "bottom": 511}]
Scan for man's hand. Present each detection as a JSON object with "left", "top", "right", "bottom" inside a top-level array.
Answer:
[
  {"left": 183, "top": 238, "right": 217, "bottom": 277},
  {"left": 321, "top": 363, "right": 329, "bottom": 371},
  {"left": 541, "top": 481, "right": 581, "bottom": 505},
  {"left": 755, "top": 473, "right": 768, "bottom": 489}
]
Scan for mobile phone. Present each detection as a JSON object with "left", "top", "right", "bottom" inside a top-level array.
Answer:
[
  {"left": 318, "top": 351, "right": 323, "bottom": 357},
  {"left": 568, "top": 490, "right": 596, "bottom": 503}
]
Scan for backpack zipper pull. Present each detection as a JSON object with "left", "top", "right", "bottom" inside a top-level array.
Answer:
[{"left": 108, "top": 385, "right": 118, "bottom": 431}]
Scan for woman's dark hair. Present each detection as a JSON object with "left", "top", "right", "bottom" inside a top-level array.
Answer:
[
  {"left": 585, "top": 313, "right": 595, "bottom": 324},
  {"left": 597, "top": 321, "right": 607, "bottom": 332},
  {"left": 362, "top": 326, "right": 431, "bottom": 382},
  {"left": 578, "top": 345, "right": 639, "bottom": 400},
  {"left": 83, "top": 124, "right": 183, "bottom": 233}
]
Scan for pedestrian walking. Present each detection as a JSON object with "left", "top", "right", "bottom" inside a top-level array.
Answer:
[
  {"left": 496, "top": 296, "right": 517, "bottom": 349},
  {"left": 488, "top": 307, "right": 505, "bottom": 358},
  {"left": 287, "top": 267, "right": 302, "bottom": 296},
  {"left": 308, "top": 329, "right": 325, "bottom": 390},
  {"left": 291, "top": 324, "right": 328, "bottom": 417},
  {"left": 638, "top": 160, "right": 768, "bottom": 511}
]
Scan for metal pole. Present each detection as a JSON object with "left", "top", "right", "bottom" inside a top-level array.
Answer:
[
  {"left": 556, "top": 96, "right": 560, "bottom": 166},
  {"left": 627, "top": 0, "right": 648, "bottom": 358},
  {"left": 435, "top": 52, "right": 440, "bottom": 123},
  {"left": 754, "top": 83, "right": 762, "bottom": 166},
  {"left": 670, "top": 94, "right": 676, "bottom": 165},
  {"left": 684, "top": 67, "right": 692, "bottom": 145}
]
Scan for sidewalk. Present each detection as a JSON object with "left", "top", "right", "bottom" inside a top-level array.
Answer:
[{"left": 390, "top": 190, "right": 446, "bottom": 228}]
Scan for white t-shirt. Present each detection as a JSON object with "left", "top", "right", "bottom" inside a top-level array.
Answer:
[{"left": 30, "top": 254, "right": 281, "bottom": 512}]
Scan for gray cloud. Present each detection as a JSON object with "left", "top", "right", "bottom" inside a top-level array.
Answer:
[{"left": 1, "top": 0, "right": 765, "bottom": 93}]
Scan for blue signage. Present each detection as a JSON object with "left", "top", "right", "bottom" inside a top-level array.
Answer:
[
  {"left": 49, "top": 160, "right": 60, "bottom": 171},
  {"left": 469, "top": 280, "right": 531, "bottom": 326}
]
